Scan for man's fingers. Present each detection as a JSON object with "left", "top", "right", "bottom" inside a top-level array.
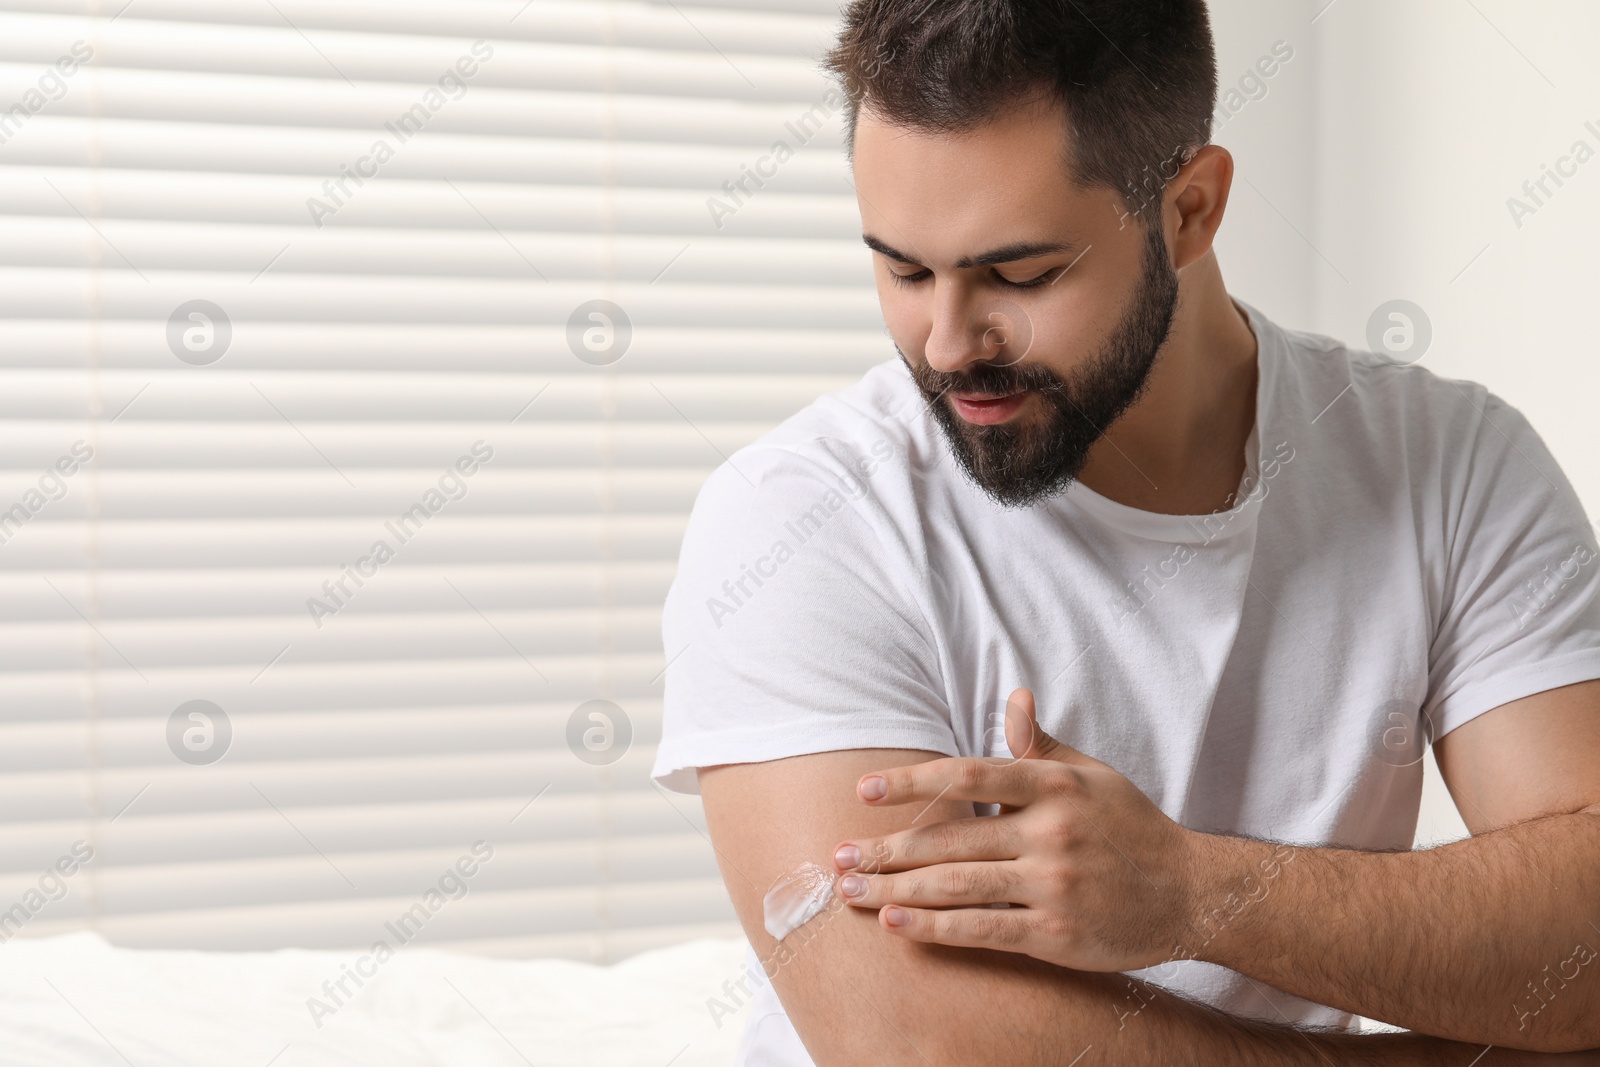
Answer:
[
  {"left": 837, "top": 861, "right": 1022, "bottom": 910},
  {"left": 835, "top": 814, "right": 1023, "bottom": 873},
  {"left": 857, "top": 756, "right": 1050, "bottom": 808},
  {"left": 877, "top": 902, "right": 1037, "bottom": 952},
  {"left": 1005, "top": 687, "right": 1112, "bottom": 770}
]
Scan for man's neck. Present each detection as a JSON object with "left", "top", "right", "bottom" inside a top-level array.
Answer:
[{"left": 1073, "top": 253, "right": 1260, "bottom": 517}]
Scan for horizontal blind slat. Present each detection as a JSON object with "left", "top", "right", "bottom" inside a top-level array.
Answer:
[{"left": 0, "top": 0, "right": 850, "bottom": 954}]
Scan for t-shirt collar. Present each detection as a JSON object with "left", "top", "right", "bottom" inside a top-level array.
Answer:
[{"left": 1055, "top": 296, "right": 1279, "bottom": 545}]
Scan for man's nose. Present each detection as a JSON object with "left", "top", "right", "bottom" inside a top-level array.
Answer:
[
  {"left": 921, "top": 287, "right": 1004, "bottom": 379},
  {"left": 924, "top": 287, "right": 1030, "bottom": 375}
]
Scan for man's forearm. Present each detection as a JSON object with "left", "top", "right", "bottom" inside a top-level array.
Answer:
[
  {"left": 872, "top": 950, "right": 1518, "bottom": 1067},
  {"left": 783, "top": 931, "right": 1558, "bottom": 1067},
  {"left": 1185, "top": 812, "right": 1600, "bottom": 1052}
]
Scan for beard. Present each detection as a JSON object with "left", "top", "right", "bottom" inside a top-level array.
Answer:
[{"left": 901, "top": 219, "right": 1180, "bottom": 508}]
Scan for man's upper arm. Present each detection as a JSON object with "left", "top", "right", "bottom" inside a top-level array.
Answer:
[
  {"left": 1423, "top": 393, "right": 1600, "bottom": 834},
  {"left": 663, "top": 444, "right": 1065, "bottom": 1061},
  {"left": 1422, "top": 392, "right": 1600, "bottom": 742},
  {"left": 699, "top": 748, "right": 987, "bottom": 1065},
  {"left": 695, "top": 749, "right": 1318, "bottom": 1067},
  {"left": 1434, "top": 678, "right": 1600, "bottom": 834}
]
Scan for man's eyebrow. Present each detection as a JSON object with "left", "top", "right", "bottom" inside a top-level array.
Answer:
[{"left": 861, "top": 233, "right": 1077, "bottom": 269}]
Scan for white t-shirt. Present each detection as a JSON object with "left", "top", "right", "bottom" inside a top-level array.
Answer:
[{"left": 652, "top": 298, "right": 1600, "bottom": 1063}]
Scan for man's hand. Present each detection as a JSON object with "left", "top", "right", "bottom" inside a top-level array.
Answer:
[{"left": 832, "top": 687, "right": 1203, "bottom": 972}]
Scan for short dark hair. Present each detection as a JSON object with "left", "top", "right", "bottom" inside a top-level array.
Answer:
[{"left": 822, "top": 0, "right": 1218, "bottom": 223}]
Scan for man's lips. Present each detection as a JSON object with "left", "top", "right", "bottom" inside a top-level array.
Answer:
[{"left": 950, "top": 390, "right": 1029, "bottom": 425}]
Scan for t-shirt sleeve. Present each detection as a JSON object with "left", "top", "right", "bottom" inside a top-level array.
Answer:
[
  {"left": 1424, "top": 390, "right": 1600, "bottom": 740},
  {"left": 651, "top": 443, "right": 956, "bottom": 794}
]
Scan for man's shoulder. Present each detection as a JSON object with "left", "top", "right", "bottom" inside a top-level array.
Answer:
[
  {"left": 1263, "top": 309, "right": 1510, "bottom": 454},
  {"left": 1258, "top": 308, "right": 1567, "bottom": 566},
  {"left": 741, "top": 358, "right": 925, "bottom": 472},
  {"left": 689, "top": 359, "right": 933, "bottom": 521}
]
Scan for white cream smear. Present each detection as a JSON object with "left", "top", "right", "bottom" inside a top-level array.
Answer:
[{"left": 763, "top": 861, "right": 837, "bottom": 941}]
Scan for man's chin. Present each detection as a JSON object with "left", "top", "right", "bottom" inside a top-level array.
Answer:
[
  {"left": 965, "top": 467, "right": 1081, "bottom": 509},
  {"left": 947, "top": 434, "right": 1091, "bottom": 509}
]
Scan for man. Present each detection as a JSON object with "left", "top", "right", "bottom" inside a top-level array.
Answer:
[{"left": 653, "top": 1, "right": 1600, "bottom": 1063}]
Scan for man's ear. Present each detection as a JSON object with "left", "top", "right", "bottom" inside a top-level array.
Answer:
[{"left": 1165, "top": 144, "right": 1234, "bottom": 271}]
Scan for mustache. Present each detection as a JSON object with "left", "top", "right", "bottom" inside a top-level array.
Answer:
[{"left": 910, "top": 357, "right": 1066, "bottom": 400}]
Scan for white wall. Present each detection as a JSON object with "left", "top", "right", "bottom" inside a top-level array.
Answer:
[
  {"left": 1310, "top": 0, "right": 1600, "bottom": 543},
  {"left": 1208, "top": 0, "right": 1321, "bottom": 327}
]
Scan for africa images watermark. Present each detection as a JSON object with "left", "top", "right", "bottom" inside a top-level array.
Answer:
[
  {"left": 1118, "top": 40, "right": 1295, "bottom": 230},
  {"left": 167, "top": 699, "right": 232, "bottom": 766},
  {"left": 306, "top": 841, "right": 495, "bottom": 1028},
  {"left": 1212, "top": 40, "right": 1295, "bottom": 134},
  {"left": 0, "top": 441, "right": 94, "bottom": 547},
  {"left": 0, "top": 841, "right": 95, "bottom": 944},
  {"left": 1508, "top": 541, "right": 1596, "bottom": 631},
  {"left": 704, "top": 42, "right": 896, "bottom": 230},
  {"left": 306, "top": 441, "right": 494, "bottom": 627},
  {"left": 1506, "top": 117, "right": 1600, "bottom": 230},
  {"left": 1111, "top": 440, "right": 1296, "bottom": 623},
  {"left": 1113, "top": 843, "right": 1299, "bottom": 1031},
  {"left": 567, "top": 698, "right": 632, "bottom": 767},
  {"left": 306, "top": 40, "right": 495, "bottom": 227},
  {"left": 1116, "top": 143, "right": 1199, "bottom": 231},
  {"left": 1513, "top": 938, "right": 1597, "bottom": 1034},
  {"left": 0, "top": 40, "right": 93, "bottom": 145},
  {"left": 704, "top": 88, "right": 845, "bottom": 230}
]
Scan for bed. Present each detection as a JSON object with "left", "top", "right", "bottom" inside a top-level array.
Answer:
[{"left": 0, "top": 931, "right": 750, "bottom": 1065}]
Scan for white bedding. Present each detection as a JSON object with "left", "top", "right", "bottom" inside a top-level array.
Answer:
[{"left": 0, "top": 932, "right": 751, "bottom": 1066}]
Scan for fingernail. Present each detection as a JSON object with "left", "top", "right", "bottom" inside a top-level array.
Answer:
[
  {"left": 859, "top": 776, "right": 887, "bottom": 800},
  {"left": 883, "top": 906, "right": 909, "bottom": 927},
  {"left": 839, "top": 875, "right": 867, "bottom": 899},
  {"left": 834, "top": 844, "right": 861, "bottom": 870}
]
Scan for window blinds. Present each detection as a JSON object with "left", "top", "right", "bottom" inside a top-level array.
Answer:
[{"left": 0, "top": 0, "right": 881, "bottom": 962}]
